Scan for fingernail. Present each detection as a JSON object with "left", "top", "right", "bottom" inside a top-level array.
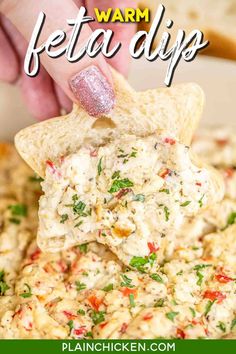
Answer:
[{"left": 69, "top": 66, "right": 115, "bottom": 117}]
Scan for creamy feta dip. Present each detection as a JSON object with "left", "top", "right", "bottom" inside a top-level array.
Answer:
[
  {"left": 38, "top": 133, "right": 220, "bottom": 269},
  {"left": 0, "top": 127, "right": 236, "bottom": 340}
]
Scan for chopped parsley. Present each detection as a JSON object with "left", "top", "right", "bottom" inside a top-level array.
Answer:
[
  {"left": 120, "top": 274, "right": 135, "bottom": 288},
  {"left": 108, "top": 178, "right": 134, "bottom": 193},
  {"left": 9, "top": 218, "right": 21, "bottom": 225},
  {"left": 91, "top": 311, "right": 105, "bottom": 325},
  {"left": 193, "top": 264, "right": 212, "bottom": 271},
  {"left": 189, "top": 307, "right": 196, "bottom": 318},
  {"left": 217, "top": 321, "right": 226, "bottom": 333},
  {"left": 150, "top": 273, "right": 164, "bottom": 283},
  {"left": 196, "top": 270, "right": 204, "bottom": 286},
  {"left": 148, "top": 253, "right": 157, "bottom": 266},
  {"left": 226, "top": 212, "right": 236, "bottom": 228},
  {"left": 19, "top": 283, "right": 32, "bottom": 298},
  {"left": 130, "top": 256, "right": 149, "bottom": 272},
  {"left": 133, "top": 194, "right": 145, "bottom": 202},
  {"left": 29, "top": 175, "right": 44, "bottom": 183},
  {"left": 176, "top": 270, "right": 183, "bottom": 276},
  {"left": 163, "top": 206, "right": 170, "bottom": 221},
  {"left": 166, "top": 311, "right": 179, "bottom": 322},
  {"left": 97, "top": 157, "right": 103, "bottom": 176},
  {"left": 67, "top": 195, "right": 91, "bottom": 219},
  {"left": 102, "top": 284, "right": 114, "bottom": 292},
  {"left": 204, "top": 300, "right": 216, "bottom": 316},
  {"left": 67, "top": 320, "right": 74, "bottom": 332},
  {"left": 78, "top": 243, "right": 88, "bottom": 254},
  {"left": 159, "top": 189, "right": 170, "bottom": 194},
  {"left": 0, "top": 270, "right": 9, "bottom": 296},
  {"left": 231, "top": 318, "right": 236, "bottom": 330},
  {"left": 180, "top": 201, "right": 191, "bottom": 207},
  {"left": 112, "top": 170, "right": 120, "bottom": 179},
  {"left": 154, "top": 298, "right": 165, "bottom": 307},
  {"left": 130, "top": 253, "right": 156, "bottom": 273},
  {"left": 193, "top": 264, "right": 212, "bottom": 285},
  {"left": 129, "top": 293, "right": 135, "bottom": 308},
  {"left": 8, "top": 204, "right": 27, "bottom": 217},
  {"left": 77, "top": 309, "right": 85, "bottom": 316},
  {"left": 75, "top": 281, "right": 86, "bottom": 292},
  {"left": 74, "top": 220, "right": 83, "bottom": 228},
  {"left": 198, "top": 195, "right": 205, "bottom": 208},
  {"left": 60, "top": 214, "right": 68, "bottom": 224},
  {"left": 85, "top": 331, "right": 93, "bottom": 338}
]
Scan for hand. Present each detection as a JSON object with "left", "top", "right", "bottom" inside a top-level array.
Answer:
[{"left": 0, "top": 0, "right": 136, "bottom": 119}]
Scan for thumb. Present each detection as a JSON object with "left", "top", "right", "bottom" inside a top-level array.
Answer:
[{"left": 1, "top": 0, "right": 115, "bottom": 117}]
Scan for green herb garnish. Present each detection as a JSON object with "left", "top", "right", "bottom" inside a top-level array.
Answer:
[
  {"left": 9, "top": 218, "right": 21, "bottom": 225},
  {"left": 120, "top": 274, "right": 135, "bottom": 288},
  {"left": 78, "top": 243, "right": 88, "bottom": 254},
  {"left": 19, "top": 283, "right": 32, "bottom": 298},
  {"left": 77, "top": 309, "right": 85, "bottom": 316},
  {"left": 108, "top": 178, "right": 134, "bottom": 193},
  {"left": 60, "top": 214, "right": 68, "bottom": 224},
  {"left": 204, "top": 300, "right": 216, "bottom": 316},
  {"left": 29, "top": 175, "right": 44, "bottom": 183},
  {"left": 129, "top": 293, "right": 135, "bottom": 308},
  {"left": 226, "top": 212, "right": 236, "bottom": 227},
  {"left": 133, "top": 194, "right": 145, "bottom": 202},
  {"left": 159, "top": 189, "right": 170, "bottom": 194},
  {"left": 217, "top": 321, "right": 226, "bottom": 333},
  {"left": 150, "top": 273, "right": 164, "bottom": 283},
  {"left": 97, "top": 157, "right": 103, "bottom": 176},
  {"left": 166, "top": 311, "right": 179, "bottom": 322},
  {"left": 91, "top": 311, "right": 105, "bottom": 325},
  {"left": 102, "top": 284, "right": 114, "bottom": 292},
  {"left": 75, "top": 281, "right": 86, "bottom": 292},
  {"left": 8, "top": 204, "right": 27, "bottom": 217},
  {"left": 180, "top": 201, "right": 191, "bottom": 207},
  {"left": 112, "top": 171, "right": 120, "bottom": 179},
  {"left": 198, "top": 195, "right": 205, "bottom": 208},
  {"left": 154, "top": 298, "right": 165, "bottom": 307},
  {"left": 67, "top": 320, "right": 74, "bottom": 332},
  {"left": 163, "top": 206, "right": 170, "bottom": 221},
  {"left": 230, "top": 318, "right": 236, "bottom": 330},
  {"left": 189, "top": 307, "right": 196, "bottom": 318},
  {"left": 0, "top": 270, "right": 9, "bottom": 296},
  {"left": 130, "top": 256, "right": 149, "bottom": 272}
]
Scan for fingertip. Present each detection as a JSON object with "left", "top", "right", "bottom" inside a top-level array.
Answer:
[{"left": 19, "top": 69, "right": 61, "bottom": 121}]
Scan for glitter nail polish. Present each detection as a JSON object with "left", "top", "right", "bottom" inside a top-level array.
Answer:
[{"left": 69, "top": 66, "right": 115, "bottom": 117}]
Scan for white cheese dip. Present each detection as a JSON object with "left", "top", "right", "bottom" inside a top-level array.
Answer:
[{"left": 38, "top": 134, "right": 221, "bottom": 269}]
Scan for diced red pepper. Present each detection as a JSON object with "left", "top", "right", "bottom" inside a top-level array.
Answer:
[
  {"left": 74, "top": 326, "right": 87, "bottom": 336},
  {"left": 88, "top": 295, "right": 103, "bottom": 311},
  {"left": 224, "top": 168, "right": 234, "bottom": 179},
  {"left": 121, "top": 288, "right": 137, "bottom": 297},
  {"left": 176, "top": 328, "right": 185, "bottom": 339},
  {"left": 215, "top": 274, "right": 234, "bottom": 284},
  {"left": 63, "top": 311, "right": 77, "bottom": 320},
  {"left": 116, "top": 188, "right": 132, "bottom": 199},
  {"left": 159, "top": 168, "right": 171, "bottom": 179},
  {"left": 90, "top": 149, "right": 98, "bottom": 157},
  {"left": 164, "top": 137, "right": 176, "bottom": 145},
  {"left": 46, "top": 160, "right": 61, "bottom": 177},
  {"left": 147, "top": 242, "right": 159, "bottom": 254},
  {"left": 99, "top": 322, "right": 108, "bottom": 329},
  {"left": 203, "top": 290, "right": 226, "bottom": 304},
  {"left": 30, "top": 248, "right": 41, "bottom": 261},
  {"left": 196, "top": 182, "right": 202, "bottom": 186},
  {"left": 143, "top": 313, "right": 153, "bottom": 321},
  {"left": 120, "top": 323, "right": 128, "bottom": 334},
  {"left": 215, "top": 139, "right": 228, "bottom": 147},
  {"left": 57, "top": 260, "right": 68, "bottom": 273}
]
